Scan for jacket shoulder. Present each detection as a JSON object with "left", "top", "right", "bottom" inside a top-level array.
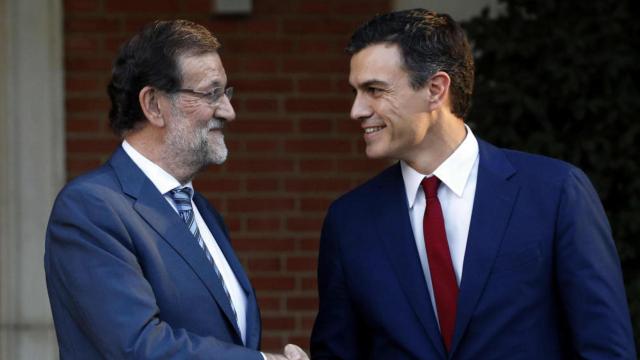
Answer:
[
  {"left": 328, "top": 163, "right": 399, "bottom": 213},
  {"left": 479, "top": 139, "right": 586, "bottom": 186},
  {"left": 500, "top": 147, "right": 588, "bottom": 186},
  {"left": 57, "top": 162, "right": 118, "bottom": 197}
]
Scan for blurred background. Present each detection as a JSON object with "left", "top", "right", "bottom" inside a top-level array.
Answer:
[{"left": 1, "top": 0, "right": 637, "bottom": 358}]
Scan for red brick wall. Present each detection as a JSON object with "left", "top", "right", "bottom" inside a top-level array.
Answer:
[{"left": 65, "top": 0, "right": 390, "bottom": 352}]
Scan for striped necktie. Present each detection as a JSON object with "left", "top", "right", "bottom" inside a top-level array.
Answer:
[{"left": 168, "top": 187, "right": 238, "bottom": 326}]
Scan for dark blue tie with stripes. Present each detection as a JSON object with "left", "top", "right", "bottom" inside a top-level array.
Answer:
[{"left": 168, "top": 187, "right": 238, "bottom": 325}]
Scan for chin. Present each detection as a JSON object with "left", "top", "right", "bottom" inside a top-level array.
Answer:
[
  {"left": 208, "top": 147, "right": 228, "bottom": 165},
  {"left": 364, "top": 138, "right": 395, "bottom": 159},
  {"left": 365, "top": 148, "right": 388, "bottom": 160},
  {"left": 210, "top": 156, "right": 227, "bottom": 165}
]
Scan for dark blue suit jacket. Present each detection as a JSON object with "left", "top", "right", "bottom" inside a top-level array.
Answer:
[
  {"left": 311, "top": 139, "right": 636, "bottom": 359},
  {"left": 45, "top": 147, "right": 263, "bottom": 359}
]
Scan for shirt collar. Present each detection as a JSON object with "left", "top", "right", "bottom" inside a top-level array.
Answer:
[
  {"left": 401, "top": 124, "right": 479, "bottom": 208},
  {"left": 121, "top": 140, "right": 194, "bottom": 196}
]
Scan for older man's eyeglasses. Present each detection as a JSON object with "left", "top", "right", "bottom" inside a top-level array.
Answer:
[{"left": 175, "top": 87, "right": 234, "bottom": 104}]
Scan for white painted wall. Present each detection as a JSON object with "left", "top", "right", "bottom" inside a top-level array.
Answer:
[{"left": 0, "top": 0, "right": 64, "bottom": 358}]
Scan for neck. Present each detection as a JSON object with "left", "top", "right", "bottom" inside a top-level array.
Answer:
[
  {"left": 125, "top": 130, "right": 196, "bottom": 184},
  {"left": 405, "top": 113, "right": 467, "bottom": 174}
]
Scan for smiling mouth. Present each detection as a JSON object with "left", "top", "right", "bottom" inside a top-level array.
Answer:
[
  {"left": 364, "top": 126, "right": 385, "bottom": 134},
  {"left": 208, "top": 119, "right": 225, "bottom": 132}
]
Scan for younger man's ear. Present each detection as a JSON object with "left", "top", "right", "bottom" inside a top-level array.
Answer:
[
  {"left": 427, "top": 71, "right": 451, "bottom": 110},
  {"left": 139, "top": 86, "right": 166, "bottom": 128}
]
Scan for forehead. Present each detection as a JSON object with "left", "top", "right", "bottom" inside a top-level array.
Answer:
[
  {"left": 178, "top": 51, "right": 226, "bottom": 88},
  {"left": 349, "top": 43, "right": 408, "bottom": 86}
]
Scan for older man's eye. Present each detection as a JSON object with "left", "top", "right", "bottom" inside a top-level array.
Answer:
[{"left": 208, "top": 88, "right": 224, "bottom": 101}]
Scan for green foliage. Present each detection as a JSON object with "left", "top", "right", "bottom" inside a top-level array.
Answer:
[{"left": 463, "top": 0, "right": 640, "bottom": 344}]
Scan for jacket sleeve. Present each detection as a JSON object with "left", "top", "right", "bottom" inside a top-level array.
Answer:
[
  {"left": 44, "top": 183, "right": 263, "bottom": 360},
  {"left": 555, "top": 167, "right": 636, "bottom": 358},
  {"left": 310, "top": 204, "right": 366, "bottom": 359}
]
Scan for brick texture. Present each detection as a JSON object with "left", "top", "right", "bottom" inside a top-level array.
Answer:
[{"left": 65, "top": 0, "right": 391, "bottom": 352}]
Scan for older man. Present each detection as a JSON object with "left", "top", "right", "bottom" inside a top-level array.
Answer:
[{"left": 45, "top": 20, "right": 306, "bottom": 360}]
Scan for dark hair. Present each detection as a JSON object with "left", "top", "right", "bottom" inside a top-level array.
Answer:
[
  {"left": 347, "top": 9, "right": 474, "bottom": 119},
  {"left": 107, "top": 20, "right": 220, "bottom": 136}
]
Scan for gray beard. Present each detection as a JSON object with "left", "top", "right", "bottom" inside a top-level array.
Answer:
[{"left": 165, "top": 118, "right": 228, "bottom": 182}]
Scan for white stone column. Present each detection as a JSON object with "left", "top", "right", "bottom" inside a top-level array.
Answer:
[{"left": 0, "top": 0, "right": 64, "bottom": 358}]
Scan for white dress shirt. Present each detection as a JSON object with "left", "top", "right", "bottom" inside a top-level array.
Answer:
[
  {"left": 401, "top": 125, "right": 479, "bottom": 325},
  {"left": 122, "top": 140, "right": 248, "bottom": 344}
]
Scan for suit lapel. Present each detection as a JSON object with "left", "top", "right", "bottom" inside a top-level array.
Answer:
[
  {"left": 194, "top": 194, "right": 261, "bottom": 349},
  {"left": 194, "top": 195, "right": 253, "bottom": 293},
  {"left": 375, "top": 164, "right": 447, "bottom": 358},
  {"left": 109, "top": 147, "right": 245, "bottom": 344},
  {"left": 243, "top": 293, "right": 261, "bottom": 350},
  {"left": 449, "top": 140, "right": 519, "bottom": 356}
]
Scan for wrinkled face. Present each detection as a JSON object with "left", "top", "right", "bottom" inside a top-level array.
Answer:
[
  {"left": 165, "top": 52, "right": 235, "bottom": 171},
  {"left": 349, "top": 43, "right": 432, "bottom": 162}
]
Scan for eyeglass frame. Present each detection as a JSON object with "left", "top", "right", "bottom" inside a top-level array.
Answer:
[{"left": 173, "top": 86, "right": 234, "bottom": 105}]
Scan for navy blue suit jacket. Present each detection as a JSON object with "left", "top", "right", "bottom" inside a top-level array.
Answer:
[
  {"left": 45, "top": 147, "right": 263, "bottom": 359},
  {"left": 311, "top": 139, "right": 636, "bottom": 359}
]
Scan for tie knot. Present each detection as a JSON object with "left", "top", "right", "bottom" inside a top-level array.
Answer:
[
  {"left": 169, "top": 187, "right": 194, "bottom": 209},
  {"left": 421, "top": 176, "right": 441, "bottom": 199}
]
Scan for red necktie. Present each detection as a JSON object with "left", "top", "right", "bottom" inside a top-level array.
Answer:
[{"left": 422, "top": 176, "right": 458, "bottom": 351}]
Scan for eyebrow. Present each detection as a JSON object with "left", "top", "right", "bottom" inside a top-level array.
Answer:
[
  {"left": 352, "top": 79, "right": 390, "bottom": 89},
  {"left": 201, "top": 80, "right": 225, "bottom": 90}
]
